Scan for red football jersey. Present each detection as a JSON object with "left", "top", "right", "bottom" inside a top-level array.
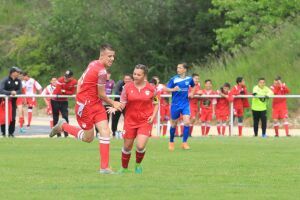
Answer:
[
  {"left": 76, "top": 60, "right": 107, "bottom": 104},
  {"left": 52, "top": 76, "right": 77, "bottom": 101},
  {"left": 189, "top": 83, "right": 201, "bottom": 106},
  {"left": 270, "top": 84, "right": 289, "bottom": 109},
  {"left": 200, "top": 89, "right": 216, "bottom": 110},
  {"left": 156, "top": 84, "right": 169, "bottom": 106},
  {"left": 216, "top": 90, "right": 233, "bottom": 113},
  {"left": 230, "top": 85, "right": 250, "bottom": 109},
  {"left": 121, "top": 82, "right": 157, "bottom": 128}
]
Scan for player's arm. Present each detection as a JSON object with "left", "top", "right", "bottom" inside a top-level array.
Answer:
[
  {"left": 188, "top": 86, "right": 195, "bottom": 98},
  {"left": 98, "top": 85, "right": 122, "bottom": 111},
  {"left": 65, "top": 80, "right": 77, "bottom": 95}
]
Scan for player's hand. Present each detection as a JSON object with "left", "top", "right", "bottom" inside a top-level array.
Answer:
[
  {"left": 188, "top": 93, "right": 194, "bottom": 98},
  {"left": 112, "top": 101, "right": 123, "bottom": 111},
  {"left": 61, "top": 89, "right": 66, "bottom": 94},
  {"left": 197, "top": 90, "right": 203, "bottom": 95},
  {"left": 148, "top": 115, "right": 155, "bottom": 124},
  {"left": 173, "top": 86, "right": 181, "bottom": 92},
  {"left": 107, "top": 106, "right": 117, "bottom": 114},
  {"left": 11, "top": 91, "right": 17, "bottom": 96}
]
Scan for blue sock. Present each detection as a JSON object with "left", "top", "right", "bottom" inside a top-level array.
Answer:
[
  {"left": 170, "top": 127, "right": 175, "bottom": 142},
  {"left": 183, "top": 126, "right": 189, "bottom": 142}
]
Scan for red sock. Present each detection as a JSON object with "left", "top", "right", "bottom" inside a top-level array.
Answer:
[
  {"left": 50, "top": 119, "right": 53, "bottom": 128},
  {"left": 284, "top": 123, "right": 289, "bottom": 136},
  {"left": 201, "top": 125, "right": 206, "bottom": 136},
  {"left": 274, "top": 125, "right": 279, "bottom": 136},
  {"left": 222, "top": 125, "right": 226, "bottom": 135},
  {"left": 206, "top": 126, "right": 210, "bottom": 135},
  {"left": 238, "top": 125, "right": 243, "bottom": 136},
  {"left": 99, "top": 137, "right": 110, "bottom": 169},
  {"left": 136, "top": 149, "right": 146, "bottom": 164},
  {"left": 189, "top": 125, "right": 194, "bottom": 136},
  {"left": 19, "top": 117, "right": 24, "bottom": 128},
  {"left": 28, "top": 111, "right": 32, "bottom": 126},
  {"left": 62, "top": 123, "right": 82, "bottom": 138},
  {"left": 162, "top": 125, "right": 167, "bottom": 136},
  {"left": 121, "top": 148, "right": 131, "bottom": 168},
  {"left": 217, "top": 125, "right": 221, "bottom": 135}
]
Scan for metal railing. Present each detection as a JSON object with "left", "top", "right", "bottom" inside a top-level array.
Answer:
[{"left": 1, "top": 94, "right": 299, "bottom": 137}]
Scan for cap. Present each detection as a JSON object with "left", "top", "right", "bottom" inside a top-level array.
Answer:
[
  {"left": 64, "top": 70, "right": 73, "bottom": 78},
  {"left": 9, "top": 66, "right": 22, "bottom": 74}
]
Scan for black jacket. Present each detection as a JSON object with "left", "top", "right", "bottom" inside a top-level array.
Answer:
[{"left": 0, "top": 76, "right": 22, "bottom": 97}]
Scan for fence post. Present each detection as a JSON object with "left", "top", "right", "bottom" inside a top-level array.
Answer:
[
  {"left": 156, "top": 99, "right": 161, "bottom": 137},
  {"left": 229, "top": 101, "right": 234, "bottom": 136},
  {"left": 5, "top": 96, "right": 9, "bottom": 137}
]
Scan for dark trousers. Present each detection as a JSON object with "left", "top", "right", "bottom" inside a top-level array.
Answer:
[
  {"left": 252, "top": 110, "right": 267, "bottom": 136},
  {"left": 111, "top": 110, "right": 125, "bottom": 136},
  {"left": 1, "top": 99, "right": 17, "bottom": 136},
  {"left": 51, "top": 100, "right": 69, "bottom": 137}
]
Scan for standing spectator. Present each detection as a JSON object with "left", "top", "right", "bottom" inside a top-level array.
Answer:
[
  {"left": 230, "top": 77, "right": 250, "bottom": 136},
  {"left": 0, "top": 66, "right": 22, "bottom": 137},
  {"left": 51, "top": 70, "right": 77, "bottom": 137},
  {"left": 23, "top": 72, "right": 43, "bottom": 127},
  {"left": 188, "top": 73, "right": 201, "bottom": 136},
  {"left": 104, "top": 69, "right": 115, "bottom": 120},
  {"left": 270, "top": 76, "right": 291, "bottom": 137},
  {"left": 42, "top": 77, "right": 57, "bottom": 128},
  {"left": 111, "top": 74, "right": 133, "bottom": 137},
  {"left": 199, "top": 79, "right": 216, "bottom": 136},
  {"left": 216, "top": 83, "right": 233, "bottom": 136},
  {"left": 251, "top": 78, "right": 273, "bottom": 137}
]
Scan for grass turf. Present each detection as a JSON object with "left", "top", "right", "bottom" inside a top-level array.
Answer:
[{"left": 0, "top": 137, "right": 299, "bottom": 200}]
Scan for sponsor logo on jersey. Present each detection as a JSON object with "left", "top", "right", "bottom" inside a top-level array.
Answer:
[{"left": 145, "top": 90, "right": 150, "bottom": 96}]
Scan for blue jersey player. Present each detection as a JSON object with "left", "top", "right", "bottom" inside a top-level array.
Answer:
[{"left": 165, "top": 63, "right": 195, "bottom": 150}]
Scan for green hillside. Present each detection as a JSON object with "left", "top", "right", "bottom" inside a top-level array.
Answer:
[{"left": 196, "top": 18, "right": 300, "bottom": 113}]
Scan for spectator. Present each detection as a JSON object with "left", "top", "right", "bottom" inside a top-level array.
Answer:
[
  {"left": 0, "top": 66, "right": 22, "bottom": 137},
  {"left": 111, "top": 74, "right": 133, "bottom": 137},
  {"left": 104, "top": 69, "right": 115, "bottom": 120},
  {"left": 251, "top": 77, "right": 273, "bottom": 137},
  {"left": 51, "top": 70, "right": 77, "bottom": 137},
  {"left": 23, "top": 72, "right": 43, "bottom": 127},
  {"left": 42, "top": 77, "right": 57, "bottom": 128}
]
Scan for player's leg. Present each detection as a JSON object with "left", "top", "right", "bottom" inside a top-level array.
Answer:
[
  {"left": 169, "top": 105, "right": 181, "bottom": 150},
  {"left": 60, "top": 101, "right": 69, "bottom": 137},
  {"left": 17, "top": 104, "right": 25, "bottom": 133},
  {"left": 181, "top": 114, "right": 191, "bottom": 150},
  {"left": 273, "top": 119, "right": 279, "bottom": 137},
  {"left": 252, "top": 110, "right": 259, "bottom": 137},
  {"left": 111, "top": 110, "right": 121, "bottom": 137},
  {"left": 281, "top": 110, "right": 290, "bottom": 136},
  {"left": 216, "top": 118, "right": 221, "bottom": 135},
  {"left": 51, "top": 100, "right": 60, "bottom": 136},
  {"left": 119, "top": 137, "right": 135, "bottom": 173},
  {"left": 135, "top": 134, "right": 150, "bottom": 174},
  {"left": 261, "top": 111, "right": 267, "bottom": 137},
  {"left": 200, "top": 110, "right": 207, "bottom": 136},
  {"left": 222, "top": 120, "right": 227, "bottom": 136}
]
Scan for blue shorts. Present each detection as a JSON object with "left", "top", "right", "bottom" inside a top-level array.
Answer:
[{"left": 170, "top": 104, "right": 190, "bottom": 120}]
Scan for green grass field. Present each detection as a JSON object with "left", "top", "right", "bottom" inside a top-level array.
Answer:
[{"left": 0, "top": 137, "right": 299, "bottom": 200}]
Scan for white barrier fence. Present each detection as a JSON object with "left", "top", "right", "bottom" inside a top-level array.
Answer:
[{"left": 1, "top": 94, "right": 300, "bottom": 137}]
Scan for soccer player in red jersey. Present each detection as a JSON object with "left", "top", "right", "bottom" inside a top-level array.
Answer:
[
  {"left": 42, "top": 77, "right": 57, "bottom": 128},
  {"left": 152, "top": 76, "right": 170, "bottom": 137},
  {"left": 50, "top": 44, "right": 123, "bottom": 174},
  {"left": 270, "top": 76, "right": 290, "bottom": 137},
  {"left": 230, "top": 77, "right": 250, "bottom": 136},
  {"left": 109, "top": 64, "right": 158, "bottom": 174},
  {"left": 216, "top": 83, "right": 233, "bottom": 136},
  {"left": 189, "top": 73, "right": 201, "bottom": 136},
  {"left": 199, "top": 79, "right": 216, "bottom": 136}
]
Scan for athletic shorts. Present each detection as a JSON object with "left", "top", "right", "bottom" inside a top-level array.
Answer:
[
  {"left": 171, "top": 104, "right": 190, "bottom": 120},
  {"left": 123, "top": 123, "right": 152, "bottom": 139},
  {"left": 200, "top": 109, "right": 213, "bottom": 122},
  {"left": 75, "top": 101, "right": 107, "bottom": 130},
  {"left": 26, "top": 97, "right": 37, "bottom": 107},
  {"left": 190, "top": 105, "right": 199, "bottom": 119},
  {"left": 216, "top": 109, "right": 229, "bottom": 121},
  {"left": 234, "top": 107, "right": 244, "bottom": 117},
  {"left": 272, "top": 108, "right": 288, "bottom": 119},
  {"left": 16, "top": 98, "right": 25, "bottom": 106}
]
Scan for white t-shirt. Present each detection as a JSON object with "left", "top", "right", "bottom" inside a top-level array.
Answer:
[{"left": 24, "top": 78, "right": 42, "bottom": 95}]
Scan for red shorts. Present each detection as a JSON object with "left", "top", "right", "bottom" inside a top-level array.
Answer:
[
  {"left": 75, "top": 102, "right": 107, "bottom": 130},
  {"left": 216, "top": 109, "right": 229, "bottom": 121},
  {"left": 123, "top": 123, "right": 152, "bottom": 139},
  {"left": 190, "top": 105, "right": 199, "bottom": 119},
  {"left": 234, "top": 107, "right": 244, "bottom": 117},
  {"left": 26, "top": 97, "right": 37, "bottom": 107},
  {"left": 160, "top": 104, "right": 170, "bottom": 121},
  {"left": 16, "top": 98, "right": 25, "bottom": 106},
  {"left": 272, "top": 108, "right": 288, "bottom": 119},
  {"left": 200, "top": 109, "right": 213, "bottom": 122}
]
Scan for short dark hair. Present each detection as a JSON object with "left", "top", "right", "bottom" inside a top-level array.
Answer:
[
  {"left": 236, "top": 77, "right": 243, "bottom": 84},
  {"left": 23, "top": 72, "right": 29, "bottom": 77},
  {"left": 205, "top": 79, "right": 212, "bottom": 83},
  {"left": 178, "top": 63, "right": 188, "bottom": 70},
  {"left": 134, "top": 64, "right": 148, "bottom": 75},
  {"left": 223, "top": 82, "right": 231, "bottom": 88},
  {"left": 149, "top": 78, "right": 157, "bottom": 85},
  {"left": 258, "top": 77, "right": 265, "bottom": 81},
  {"left": 100, "top": 43, "right": 114, "bottom": 53},
  {"left": 192, "top": 73, "right": 199, "bottom": 78},
  {"left": 124, "top": 73, "right": 133, "bottom": 79},
  {"left": 275, "top": 76, "right": 281, "bottom": 81}
]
